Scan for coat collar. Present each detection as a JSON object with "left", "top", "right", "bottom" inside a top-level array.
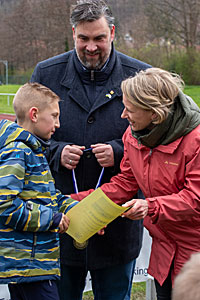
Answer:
[
  {"left": 132, "top": 91, "right": 200, "bottom": 149},
  {"left": 59, "top": 46, "right": 123, "bottom": 112}
]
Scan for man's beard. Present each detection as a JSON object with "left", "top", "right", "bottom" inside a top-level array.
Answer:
[{"left": 76, "top": 47, "right": 111, "bottom": 70}]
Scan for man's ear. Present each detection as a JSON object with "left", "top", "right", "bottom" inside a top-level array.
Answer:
[
  {"left": 110, "top": 24, "right": 115, "bottom": 42},
  {"left": 29, "top": 107, "right": 38, "bottom": 123},
  {"left": 72, "top": 26, "right": 76, "bottom": 40}
]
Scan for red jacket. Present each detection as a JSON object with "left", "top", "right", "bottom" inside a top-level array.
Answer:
[{"left": 72, "top": 124, "right": 200, "bottom": 285}]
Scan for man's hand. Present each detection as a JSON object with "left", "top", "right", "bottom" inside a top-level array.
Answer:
[
  {"left": 91, "top": 143, "right": 114, "bottom": 167},
  {"left": 122, "top": 199, "right": 148, "bottom": 220},
  {"left": 61, "top": 144, "right": 85, "bottom": 170},
  {"left": 58, "top": 214, "right": 70, "bottom": 233}
]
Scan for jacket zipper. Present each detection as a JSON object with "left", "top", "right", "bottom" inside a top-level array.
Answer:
[
  {"left": 148, "top": 149, "right": 153, "bottom": 196},
  {"left": 148, "top": 149, "right": 153, "bottom": 163},
  {"left": 31, "top": 233, "right": 37, "bottom": 260},
  {"left": 90, "top": 70, "right": 94, "bottom": 81}
]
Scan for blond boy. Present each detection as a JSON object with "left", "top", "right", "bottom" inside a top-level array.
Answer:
[{"left": 0, "top": 83, "right": 77, "bottom": 300}]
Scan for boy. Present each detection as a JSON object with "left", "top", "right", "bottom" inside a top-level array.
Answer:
[{"left": 0, "top": 83, "right": 78, "bottom": 300}]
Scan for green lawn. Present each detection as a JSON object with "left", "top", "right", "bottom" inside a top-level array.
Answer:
[
  {"left": 0, "top": 84, "right": 200, "bottom": 114},
  {"left": 0, "top": 85, "right": 21, "bottom": 113},
  {"left": 83, "top": 282, "right": 146, "bottom": 300},
  {"left": 184, "top": 85, "right": 200, "bottom": 106}
]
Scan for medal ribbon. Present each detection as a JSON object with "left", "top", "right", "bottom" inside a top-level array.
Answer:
[
  {"left": 72, "top": 167, "right": 104, "bottom": 193},
  {"left": 71, "top": 148, "right": 104, "bottom": 249},
  {"left": 72, "top": 148, "right": 104, "bottom": 193}
]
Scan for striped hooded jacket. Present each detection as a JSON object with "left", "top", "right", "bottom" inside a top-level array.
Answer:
[{"left": 0, "top": 120, "right": 77, "bottom": 284}]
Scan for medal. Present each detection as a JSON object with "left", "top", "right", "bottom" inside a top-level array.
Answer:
[{"left": 73, "top": 239, "right": 88, "bottom": 249}]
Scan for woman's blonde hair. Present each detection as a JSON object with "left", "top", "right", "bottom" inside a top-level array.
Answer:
[{"left": 121, "top": 68, "right": 184, "bottom": 124}]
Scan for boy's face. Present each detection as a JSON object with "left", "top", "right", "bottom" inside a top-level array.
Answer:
[{"left": 32, "top": 100, "right": 60, "bottom": 140}]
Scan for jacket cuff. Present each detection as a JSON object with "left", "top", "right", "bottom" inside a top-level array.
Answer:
[
  {"left": 50, "top": 212, "right": 63, "bottom": 229},
  {"left": 146, "top": 197, "right": 159, "bottom": 223}
]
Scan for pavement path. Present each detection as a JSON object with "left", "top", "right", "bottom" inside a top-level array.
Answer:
[{"left": 0, "top": 113, "right": 16, "bottom": 121}]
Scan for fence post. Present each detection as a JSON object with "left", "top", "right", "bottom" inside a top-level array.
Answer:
[{"left": 146, "top": 278, "right": 156, "bottom": 300}]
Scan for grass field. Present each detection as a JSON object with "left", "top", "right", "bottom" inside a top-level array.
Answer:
[
  {"left": 0, "top": 85, "right": 21, "bottom": 113},
  {"left": 0, "top": 84, "right": 200, "bottom": 114}
]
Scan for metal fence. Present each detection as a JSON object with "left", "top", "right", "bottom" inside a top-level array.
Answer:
[
  {"left": 0, "top": 92, "right": 15, "bottom": 114},
  {"left": 0, "top": 75, "right": 30, "bottom": 85},
  {"left": 0, "top": 93, "right": 15, "bottom": 105}
]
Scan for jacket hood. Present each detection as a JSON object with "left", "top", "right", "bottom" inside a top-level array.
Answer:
[
  {"left": 133, "top": 91, "right": 200, "bottom": 148},
  {"left": 0, "top": 120, "right": 42, "bottom": 152}
]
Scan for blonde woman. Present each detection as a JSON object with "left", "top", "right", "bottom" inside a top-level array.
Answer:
[{"left": 71, "top": 68, "right": 200, "bottom": 300}]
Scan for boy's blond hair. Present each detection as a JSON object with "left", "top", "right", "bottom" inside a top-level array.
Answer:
[
  {"left": 121, "top": 68, "right": 184, "bottom": 124},
  {"left": 172, "top": 252, "right": 200, "bottom": 300},
  {"left": 13, "top": 82, "right": 60, "bottom": 123}
]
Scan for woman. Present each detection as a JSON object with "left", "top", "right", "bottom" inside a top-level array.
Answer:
[{"left": 71, "top": 68, "right": 200, "bottom": 300}]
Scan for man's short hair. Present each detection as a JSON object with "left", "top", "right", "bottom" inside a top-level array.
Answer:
[{"left": 70, "top": 0, "right": 114, "bottom": 28}]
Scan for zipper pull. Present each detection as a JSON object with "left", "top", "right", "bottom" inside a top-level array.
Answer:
[
  {"left": 148, "top": 149, "right": 153, "bottom": 162},
  {"left": 91, "top": 70, "right": 94, "bottom": 81}
]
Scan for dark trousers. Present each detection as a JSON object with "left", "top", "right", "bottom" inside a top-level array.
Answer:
[
  {"left": 154, "top": 272, "right": 172, "bottom": 300},
  {"left": 8, "top": 279, "right": 59, "bottom": 300},
  {"left": 59, "top": 260, "right": 136, "bottom": 300}
]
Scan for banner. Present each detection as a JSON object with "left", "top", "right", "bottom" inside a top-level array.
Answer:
[{"left": 0, "top": 285, "right": 10, "bottom": 300}]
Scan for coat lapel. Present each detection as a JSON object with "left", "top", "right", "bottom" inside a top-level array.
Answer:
[
  {"left": 89, "top": 55, "right": 124, "bottom": 113},
  {"left": 59, "top": 49, "right": 124, "bottom": 113},
  {"left": 60, "top": 51, "right": 91, "bottom": 112}
]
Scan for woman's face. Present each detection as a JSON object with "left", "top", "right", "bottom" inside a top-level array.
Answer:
[{"left": 121, "top": 94, "right": 156, "bottom": 131}]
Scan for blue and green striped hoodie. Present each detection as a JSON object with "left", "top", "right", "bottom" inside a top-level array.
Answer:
[{"left": 0, "top": 119, "right": 77, "bottom": 284}]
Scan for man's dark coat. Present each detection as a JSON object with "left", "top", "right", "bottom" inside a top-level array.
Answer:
[{"left": 31, "top": 47, "right": 150, "bottom": 269}]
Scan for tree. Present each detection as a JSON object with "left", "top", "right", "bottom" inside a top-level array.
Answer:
[
  {"left": 0, "top": 0, "right": 75, "bottom": 71},
  {"left": 145, "top": 0, "right": 200, "bottom": 49}
]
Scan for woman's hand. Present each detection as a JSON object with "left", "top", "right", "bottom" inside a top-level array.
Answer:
[{"left": 122, "top": 199, "right": 148, "bottom": 220}]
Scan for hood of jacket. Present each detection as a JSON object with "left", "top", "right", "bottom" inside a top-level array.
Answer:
[
  {"left": 132, "top": 91, "right": 200, "bottom": 148},
  {"left": 0, "top": 120, "right": 49, "bottom": 152}
]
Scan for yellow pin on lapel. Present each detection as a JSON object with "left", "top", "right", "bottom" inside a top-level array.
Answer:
[{"left": 105, "top": 90, "right": 115, "bottom": 99}]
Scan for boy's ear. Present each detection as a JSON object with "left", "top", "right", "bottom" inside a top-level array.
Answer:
[{"left": 29, "top": 107, "right": 38, "bottom": 123}]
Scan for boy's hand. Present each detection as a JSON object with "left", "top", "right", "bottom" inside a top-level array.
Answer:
[
  {"left": 97, "top": 225, "right": 107, "bottom": 235},
  {"left": 58, "top": 214, "right": 70, "bottom": 233}
]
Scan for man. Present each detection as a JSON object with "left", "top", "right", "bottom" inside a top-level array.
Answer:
[{"left": 31, "top": 1, "right": 150, "bottom": 299}]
